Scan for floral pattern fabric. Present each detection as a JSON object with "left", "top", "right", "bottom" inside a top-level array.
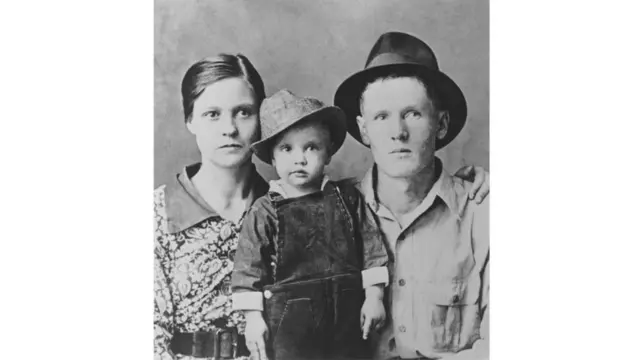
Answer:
[{"left": 154, "top": 185, "right": 249, "bottom": 360}]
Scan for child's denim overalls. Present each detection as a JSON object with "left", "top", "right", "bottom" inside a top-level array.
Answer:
[{"left": 263, "top": 182, "right": 371, "bottom": 360}]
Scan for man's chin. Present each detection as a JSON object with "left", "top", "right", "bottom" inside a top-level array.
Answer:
[
  {"left": 206, "top": 153, "right": 251, "bottom": 169},
  {"left": 376, "top": 160, "right": 422, "bottom": 179}
]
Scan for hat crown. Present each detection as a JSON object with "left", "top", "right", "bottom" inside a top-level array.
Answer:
[
  {"left": 252, "top": 89, "right": 348, "bottom": 164},
  {"left": 365, "top": 32, "right": 439, "bottom": 71},
  {"left": 333, "top": 31, "right": 467, "bottom": 151},
  {"left": 259, "top": 89, "right": 327, "bottom": 140}
]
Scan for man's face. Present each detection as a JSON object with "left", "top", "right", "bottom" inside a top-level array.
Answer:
[{"left": 357, "top": 76, "right": 449, "bottom": 179}]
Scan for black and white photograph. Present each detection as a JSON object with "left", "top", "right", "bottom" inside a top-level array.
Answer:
[
  {"left": 155, "top": 1, "right": 489, "bottom": 359},
  {"left": 7, "top": 1, "right": 640, "bottom": 360}
]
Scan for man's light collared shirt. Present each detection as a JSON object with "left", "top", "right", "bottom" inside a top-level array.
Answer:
[{"left": 357, "top": 159, "right": 489, "bottom": 360}]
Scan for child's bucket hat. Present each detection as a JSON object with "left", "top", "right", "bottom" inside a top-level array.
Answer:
[{"left": 252, "top": 89, "right": 347, "bottom": 164}]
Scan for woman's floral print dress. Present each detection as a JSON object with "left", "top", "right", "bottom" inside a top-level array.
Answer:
[{"left": 154, "top": 164, "right": 268, "bottom": 360}]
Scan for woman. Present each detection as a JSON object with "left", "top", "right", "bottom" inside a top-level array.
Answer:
[
  {"left": 154, "top": 54, "right": 489, "bottom": 360},
  {"left": 154, "top": 54, "right": 267, "bottom": 360}
]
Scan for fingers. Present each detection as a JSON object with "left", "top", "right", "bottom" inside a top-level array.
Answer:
[
  {"left": 476, "top": 184, "right": 489, "bottom": 204},
  {"left": 468, "top": 167, "right": 485, "bottom": 200},
  {"left": 248, "top": 343, "right": 257, "bottom": 360},
  {"left": 362, "top": 314, "right": 372, "bottom": 340},
  {"left": 247, "top": 342, "right": 258, "bottom": 360},
  {"left": 455, "top": 165, "right": 474, "bottom": 178},
  {"left": 471, "top": 170, "right": 490, "bottom": 204},
  {"left": 248, "top": 340, "right": 267, "bottom": 360},
  {"left": 257, "top": 336, "right": 269, "bottom": 360},
  {"left": 245, "top": 316, "right": 269, "bottom": 360},
  {"left": 475, "top": 178, "right": 490, "bottom": 204}
]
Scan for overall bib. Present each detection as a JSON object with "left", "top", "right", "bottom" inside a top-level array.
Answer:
[{"left": 264, "top": 183, "right": 371, "bottom": 360}]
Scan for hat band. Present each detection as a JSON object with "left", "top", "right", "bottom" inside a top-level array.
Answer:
[{"left": 367, "top": 52, "right": 439, "bottom": 71}]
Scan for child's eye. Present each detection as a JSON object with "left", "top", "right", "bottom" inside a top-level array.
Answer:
[
  {"left": 374, "top": 113, "right": 387, "bottom": 121},
  {"left": 306, "top": 144, "right": 318, "bottom": 151},
  {"left": 280, "top": 145, "right": 291, "bottom": 152}
]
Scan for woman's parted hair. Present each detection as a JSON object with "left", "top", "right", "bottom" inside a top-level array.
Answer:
[{"left": 181, "top": 53, "right": 266, "bottom": 122}]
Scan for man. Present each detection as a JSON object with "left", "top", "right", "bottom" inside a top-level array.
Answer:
[{"left": 334, "top": 32, "right": 489, "bottom": 360}]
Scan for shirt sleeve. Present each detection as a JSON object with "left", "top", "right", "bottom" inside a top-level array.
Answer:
[
  {"left": 231, "top": 197, "right": 276, "bottom": 311},
  {"left": 346, "top": 181, "right": 390, "bottom": 288},
  {"left": 475, "top": 195, "right": 490, "bottom": 349},
  {"left": 446, "top": 196, "right": 490, "bottom": 360},
  {"left": 154, "top": 198, "right": 177, "bottom": 360}
]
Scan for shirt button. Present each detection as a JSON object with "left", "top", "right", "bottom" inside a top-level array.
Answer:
[
  {"left": 264, "top": 290, "right": 273, "bottom": 299},
  {"left": 398, "top": 279, "right": 406, "bottom": 286},
  {"left": 399, "top": 325, "right": 406, "bottom": 333}
]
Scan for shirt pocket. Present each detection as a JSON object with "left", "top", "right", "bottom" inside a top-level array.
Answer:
[{"left": 424, "top": 278, "right": 481, "bottom": 353}]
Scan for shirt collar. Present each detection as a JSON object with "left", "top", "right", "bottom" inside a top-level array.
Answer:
[
  {"left": 360, "top": 157, "right": 463, "bottom": 220},
  {"left": 268, "top": 174, "right": 331, "bottom": 198},
  {"left": 164, "top": 162, "right": 268, "bottom": 234}
]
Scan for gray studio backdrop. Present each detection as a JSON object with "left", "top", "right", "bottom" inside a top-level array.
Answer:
[{"left": 154, "top": 0, "right": 489, "bottom": 187}]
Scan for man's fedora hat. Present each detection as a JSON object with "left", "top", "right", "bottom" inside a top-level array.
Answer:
[
  {"left": 251, "top": 89, "right": 347, "bottom": 164},
  {"left": 334, "top": 31, "right": 467, "bottom": 150}
]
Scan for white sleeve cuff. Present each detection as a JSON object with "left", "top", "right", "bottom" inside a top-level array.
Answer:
[
  {"left": 361, "top": 266, "right": 389, "bottom": 288},
  {"left": 231, "top": 291, "right": 264, "bottom": 311}
]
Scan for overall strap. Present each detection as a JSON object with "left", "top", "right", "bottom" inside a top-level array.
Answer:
[
  {"left": 266, "top": 190, "right": 285, "bottom": 203},
  {"left": 332, "top": 179, "right": 365, "bottom": 269},
  {"left": 332, "top": 178, "right": 361, "bottom": 217},
  {"left": 266, "top": 191, "right": 284, "bottom": 283}
]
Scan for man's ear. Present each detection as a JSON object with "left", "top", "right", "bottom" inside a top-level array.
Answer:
[
  {"left": 436, "top": 111, "right": 450, "bottom": 140},
  {"left": 356, "top": 115, "right": 371, "bottom": 145}
]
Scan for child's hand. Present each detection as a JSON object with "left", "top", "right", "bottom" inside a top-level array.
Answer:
[
  {"left": 244, "top": 310, "right": 269, "bottom": 360},
  {"left": 360, "top": 293, "right": 386, "bottom": 340}
]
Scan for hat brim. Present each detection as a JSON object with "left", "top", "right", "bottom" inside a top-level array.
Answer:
[
  {"left": 251, "top": 106, "right": 347, "bottom": 164},
  {"left": 334, "top": 63, "right": 467, "bottom": 150}
]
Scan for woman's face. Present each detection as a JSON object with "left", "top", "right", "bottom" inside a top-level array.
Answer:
[{"left": 187, "top": 77, "right": 260, "bottom": 169}]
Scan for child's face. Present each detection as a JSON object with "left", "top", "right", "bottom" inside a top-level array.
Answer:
[{"left": 272, "top": 121, "right": 332, "bottom": 190}]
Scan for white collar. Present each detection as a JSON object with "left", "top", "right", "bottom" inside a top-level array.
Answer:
[{"left": 268, "top": 175, "right": 331, "bottom": 198}]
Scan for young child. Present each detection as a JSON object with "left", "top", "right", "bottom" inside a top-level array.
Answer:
[{"left": 231, "top": 89, "right": 389, "bottom": 360}]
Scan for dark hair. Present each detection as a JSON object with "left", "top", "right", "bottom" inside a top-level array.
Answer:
[
  {"left": 358, "top": 69, "right": 444, "bottom": 115},
  {"left": 181, "top": 53, "right": 266, "bottom": 122}
]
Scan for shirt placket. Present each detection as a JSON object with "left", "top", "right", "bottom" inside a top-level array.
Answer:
[
  {"left": 377, "top": 204, "right": 418, "bottom": 359},
  {"left": 394, "top": 227, "right": 421, "bottom": 358}
]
